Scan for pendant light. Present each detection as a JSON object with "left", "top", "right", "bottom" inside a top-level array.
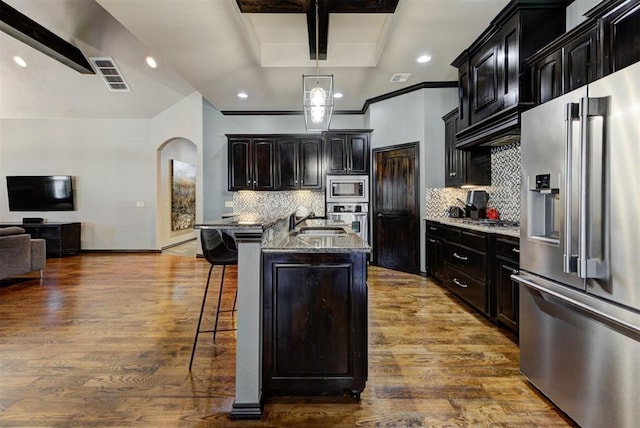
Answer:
[{"left": 303, "top": 0, "right": 333, "bottom": 131}]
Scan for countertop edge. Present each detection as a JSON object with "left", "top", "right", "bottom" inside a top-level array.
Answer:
[{"left": 424, "top": 217, "right": 520, "bottom": 238}]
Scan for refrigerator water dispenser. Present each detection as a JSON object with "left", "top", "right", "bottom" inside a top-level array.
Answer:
[{"left": 527, "top": 173, "right": 561, "bottom": 244}]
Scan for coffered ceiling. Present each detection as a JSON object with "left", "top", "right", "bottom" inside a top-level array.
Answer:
[{"left": 0, "top": 0, "right": 511, "bottom": 119}]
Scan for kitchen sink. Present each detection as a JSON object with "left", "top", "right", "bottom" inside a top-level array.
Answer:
[{"left": 296, "top": 227, "right": 347, "bottom": 236}]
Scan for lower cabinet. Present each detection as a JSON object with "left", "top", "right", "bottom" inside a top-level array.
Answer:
[
  {"left": 442, "top": 230, "right": 491, "bottom": 318},
  {"left": 12, "top": 222, "right": 81, "bottom": 257},
  {"left": 494, "top": 236, "right": 520, "bottom": 335},
  {"left": 425, "top": 220, "right": 520, "bottom": 332},
  {"left": 262, "top": 252, "right": 368, "bottom": 398}
]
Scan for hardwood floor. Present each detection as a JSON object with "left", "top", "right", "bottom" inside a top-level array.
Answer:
[{"left": 0, "top": 253, "right": 575, "bottom": 427}]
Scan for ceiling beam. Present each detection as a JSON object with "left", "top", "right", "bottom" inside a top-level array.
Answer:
[
  {"left": 0, "top": 0, "right": 94, "bottom": 74},
  {"left": 236, "top": 0, "right": 399, "bottom": 60}
]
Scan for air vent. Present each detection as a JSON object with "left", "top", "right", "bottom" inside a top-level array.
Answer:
[
  {"left": 390, "top": 73, "right": 411, "bottom": 83},
  {"left": 89, "top": 57, "right": 130, "bottom": 92}
]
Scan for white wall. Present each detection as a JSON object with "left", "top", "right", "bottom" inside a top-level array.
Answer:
[
  {"left": 367, "top": 87, "right": 458, "bottom": 272},
  {"left": 152, "top": 92, "right": 203, "bottom": 248},
  {"left": 0, "top": 92, "right": 203, "bottom": 250}
]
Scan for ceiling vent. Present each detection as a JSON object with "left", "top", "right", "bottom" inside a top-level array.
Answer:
[
  {"left": 89, "top": 57, "right": 130, "bottom": 92},
  {"left": 390, "top": 73, "right": 411, "bottom": 83}
]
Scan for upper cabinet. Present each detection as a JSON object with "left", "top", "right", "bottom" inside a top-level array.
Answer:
[
  {"left": 452, "top": 0, "right": 569, "bottom": 148},
  {"left": 324, "top": 131, "right": 371, "bottom": 175},
  {"left": 529, "top": 0, "right": 640, "bottom": 105},
  {"left": 228, "top": 134, "right": 324, "bottom": 191},
  {"left": 443, "top": 108, "right": 491, "bottom": 188},
  {"left": 275, "top": 137, "right": 323, "bottom": 190},
  {"left": 228, "top": 137, "right": 275, "bottom": 191}
]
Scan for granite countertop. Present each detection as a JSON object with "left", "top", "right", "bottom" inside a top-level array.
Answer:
[
  {"left": 263, "top": 219, "right": 371, "bottom": 254},
  {"left": 425, "top": 216, "right": 520, "bottom": 238},
  {"left": 195, "top": 212, "right": 283, "bottom": 230}
]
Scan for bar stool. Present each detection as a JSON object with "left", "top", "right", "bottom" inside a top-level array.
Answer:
[{"left": 189, "top": 228, "right": 238, "bottom": 371}]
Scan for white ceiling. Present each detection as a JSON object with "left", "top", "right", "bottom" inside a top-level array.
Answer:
[{"left": 0, "top": 0, "right": 511, "bottom": 119}]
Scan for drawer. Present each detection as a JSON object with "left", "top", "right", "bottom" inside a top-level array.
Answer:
[
  {"left": 443, "top": 266, "right": 487, "bottom": 314},
  {"left": 495, "top": 237, "right": 520, "bottom": 261},
  {"left": 461, "top": 230, "right": 487, "bottom": 251},
  {"left": 444, "top": 242, "right": 487, "bottom": 281},
  {"left": 426, "top": 222, "right": 459, "bottom": 241}
]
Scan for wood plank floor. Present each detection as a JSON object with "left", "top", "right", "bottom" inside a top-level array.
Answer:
[{"left": 0, "top": 252, "right": 575, "bottom": 427}]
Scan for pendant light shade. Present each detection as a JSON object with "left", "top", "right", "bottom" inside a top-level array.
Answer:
[
  {"left": 303, "top": 0, "right": 333, "bottom": 131},
  {"left": 303, "top": 74, "right": 333, "bottom": 131}
]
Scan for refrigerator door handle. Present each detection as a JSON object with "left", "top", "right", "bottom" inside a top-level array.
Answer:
[
  {"left": 578, "top": 97, "right": 608, "bottom": 279},
  {"left": 563, "top": 102, "right": 580, "bottom": 274}
]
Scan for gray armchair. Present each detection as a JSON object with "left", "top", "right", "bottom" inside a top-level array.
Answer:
[{"left": 0, "top": 227, "right": 46, "bottom": 280}]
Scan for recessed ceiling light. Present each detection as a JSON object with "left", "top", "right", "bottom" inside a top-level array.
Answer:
[
  {"left": 417, "top": 55, "right": 432, "bottom": 63},
  {"left": 13, "top": 56, "right": 27, "bottom": 67},
  {"left": 334, "top": 92, "right": 343, "bottom": 99},
  {"left": 145, "top": 56, "right": 157, "bottom": 68},
  {"left": 237, "top": 92, "right": 248, "bottom": 99}
]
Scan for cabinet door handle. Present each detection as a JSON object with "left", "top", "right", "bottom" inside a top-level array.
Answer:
[
  {"left": 429, "top": 226, "right": 437, "bottom": 231},
  {"left": 511, "top": 268, "right": 520, "bottom": 275},
  {"left": 512, "top": 248, "right": 520, "bottom": 254},
  {"left": 451, "top": 172, "right": 457, "bottom": 176},
  {"left": 428, "top": 238, "right": 437, "bottom": 243},
  {"left": 453, "top": 252, "right": 468, "bottom": 261},
  {"left": 453, "top": 278, "right": 468, "bottom": 288}
]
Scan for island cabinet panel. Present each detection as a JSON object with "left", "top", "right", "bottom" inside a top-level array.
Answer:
[{"left": 262, "top": 252, "right": 368, "bottom": 397}]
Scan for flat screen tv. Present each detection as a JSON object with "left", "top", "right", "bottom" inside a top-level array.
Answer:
[{"left": 6, "top": 176, "right": 75, "bottom": 211}]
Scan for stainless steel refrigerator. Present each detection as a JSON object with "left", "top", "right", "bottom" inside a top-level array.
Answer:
[{"left": 514, "top": 61, "right": 640, "bottom": 427}]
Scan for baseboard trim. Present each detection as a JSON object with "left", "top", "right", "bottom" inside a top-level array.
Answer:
[
  {"left": 81, "top": 249, "right": 162, "bottom": 254},
  {"left": 161, "top": 237, "right": 197, "bottom": 250},
  {"left": 230, "top": 402, "right": 263, "bottom": 420}
]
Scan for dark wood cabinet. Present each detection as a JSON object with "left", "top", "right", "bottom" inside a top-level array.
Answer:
[
  {"left": 531, "top": 48, "right": 563, "bottom": 104},
  {"left": 598, "top": 0, "right": 640, "bottom": 75},
  {"left": 493, "top": 236, "right": 520, "bottom": 335},
  {"left": 443, "top": 108, "right": 490, "bottom": 187},
  {"left": 228, "top": 137, "right": 275, "bottom": 191},
  {"left": 564, "top": 25, "right": 599, "bottom": 93},
  {"left": 442, "top": 229, "right": 492, "bottom": 318},
  {"left": 9, "top": 222, "right": 81, "bottom": 257},
  {"left": 530, "top": 0, "right": 640, "bottom": 105},
  {"left": 275, "top": 137, "right": 323, "bottom": 190},
  {"left": 453, "top": 1, "right": 568, "bottom": 147},
  {"left": 425, "top": 221, "right": 447, "bottom": 282},
  {"left": 324, "top": 131, "right": 370, "bottom": 175},
  {"left": 262, "top": 251, "right": 368, "bottom": 398}
]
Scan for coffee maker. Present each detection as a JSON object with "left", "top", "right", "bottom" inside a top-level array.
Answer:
[{"left": 466, "top": 190, "right": 489, "bottom": 219}]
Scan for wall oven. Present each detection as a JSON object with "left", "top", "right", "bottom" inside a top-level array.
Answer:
[
  {"left": 326, "top": 175, "right": 369, "bottom": 203},
  {"left": 327, "top": 203, "right": 369, "bottom": 243}
]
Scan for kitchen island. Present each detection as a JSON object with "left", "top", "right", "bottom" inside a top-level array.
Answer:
[{"left": 195, "top": 213, "right": 370, "bottom": 419}]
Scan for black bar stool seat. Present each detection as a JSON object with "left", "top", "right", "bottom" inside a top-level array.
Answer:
[{"left": 189, "top": 228, "right": 238, "bottom": 371}]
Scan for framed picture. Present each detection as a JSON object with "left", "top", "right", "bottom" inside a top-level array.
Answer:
[{"left": 171, "top": 159, "right": 196, "bottom": 231}]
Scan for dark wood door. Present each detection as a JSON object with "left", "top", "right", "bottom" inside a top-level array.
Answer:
[
  {"left": 373, "top": 143, "right": 419, "bottom": 274},
  {"left": 252, "top": 138, "right": 275, "bottom": 190},
  {"left": 299, "top": 138, "right": 323, "bottom": 189},
  {"left": 228, "top": 138, "right": 251, "bottom": 190},
  {"left": 276, "top": 138, "right": 298, "bottom": 190},
  {"left": 347, "top": 133, "right": 369, "bottom": 174},
  {"left": 564, "top": 26, "right": 598, "bottom": 93}
]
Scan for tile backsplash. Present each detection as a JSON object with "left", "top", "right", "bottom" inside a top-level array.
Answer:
[
  {"left": 233, "top": 190, "right": 325, "bottom": 218},
  {"left": 426, "top": 141, "right": 521, "bottom": 221}
]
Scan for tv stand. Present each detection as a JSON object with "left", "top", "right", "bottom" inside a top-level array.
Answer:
[{"left": 2, "top": 222, "right": 81, "bottom": 257}]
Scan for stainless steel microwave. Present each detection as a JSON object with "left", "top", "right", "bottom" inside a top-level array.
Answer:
[{"left": 326, "top": 175, "right": 369, "bottom": 203}]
